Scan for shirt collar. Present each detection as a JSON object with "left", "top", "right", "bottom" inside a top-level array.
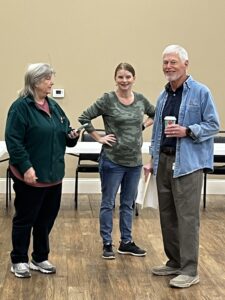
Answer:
[{"left": 165, "top": 82, "right": 183, "bottom": 94}]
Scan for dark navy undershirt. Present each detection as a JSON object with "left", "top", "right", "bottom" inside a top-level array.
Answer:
[{"left": 161, "top": 83, "right": 183, "bottom": 149}]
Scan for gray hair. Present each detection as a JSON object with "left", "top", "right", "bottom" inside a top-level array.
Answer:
[
  {"left": 162, "top": 45, "right": 188, "bottom": 62},
  {"left": 19, "top": 63, "right": 55, "bottom": 98}
]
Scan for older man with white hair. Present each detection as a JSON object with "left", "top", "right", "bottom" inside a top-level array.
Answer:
[{"left": 145, "top": 45, "right": 219, "bottom": 288}]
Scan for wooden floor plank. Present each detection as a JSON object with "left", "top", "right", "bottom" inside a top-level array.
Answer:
[{"left": 0, "top": 194, "right": 225, "bottom": 300}]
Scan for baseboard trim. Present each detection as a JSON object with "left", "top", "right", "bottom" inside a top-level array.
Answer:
[
  {"left": 0, "top": 178, "right": 101, "bottom": 194},
  {"left": 61, "top": 178, "right": 101, "bottom": 194},
  {"left": 0, "top": 178, "right": 225, "bottom": 194}
]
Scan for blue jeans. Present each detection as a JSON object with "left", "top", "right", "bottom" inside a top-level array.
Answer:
[{"left": 99, "top": 156, "right": 142, "bottom": 244}]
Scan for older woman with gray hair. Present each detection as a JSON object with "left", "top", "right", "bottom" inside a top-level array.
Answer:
[{"left": 5, "top": 63, "right": 79, "bottom": 278}]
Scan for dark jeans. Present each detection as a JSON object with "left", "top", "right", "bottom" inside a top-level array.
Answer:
[{"left": 11, "top": 177, "right": 62, "bottom": 264}]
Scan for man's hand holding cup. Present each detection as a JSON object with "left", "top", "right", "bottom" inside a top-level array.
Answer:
[
  {"left": 164, "top": 116, "right": 187, "bottom": 138},
  {"left": 164, "top": 116, "right": 177, "bottom": 137}
]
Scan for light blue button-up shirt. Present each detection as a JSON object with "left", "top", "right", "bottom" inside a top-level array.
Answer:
[{"left": 150, "top": 76, "right": 220, "bottom": 177}]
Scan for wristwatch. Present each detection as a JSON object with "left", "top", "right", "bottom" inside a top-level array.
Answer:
[{"left": 186, "top": 127, "right": 195, "bottom": 139}]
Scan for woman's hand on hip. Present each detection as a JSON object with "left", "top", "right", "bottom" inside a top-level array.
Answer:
[{"left": 98, "top": 134, "right": 117, "bottom": 147}]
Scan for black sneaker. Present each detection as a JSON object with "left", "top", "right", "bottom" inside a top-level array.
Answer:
[
  {"left": 117, "top": 241, "right": 146, "bottom": 256},
  {"left": 102, "top": 244, "right": 115, "bottom": 259}
]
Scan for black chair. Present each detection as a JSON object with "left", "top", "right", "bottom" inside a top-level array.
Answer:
[
  {"left": 6, "top": 165, "right": 12, "bottom": 208},
  {"left": 203, "top": 131, "right": 225, "bottom": 208},
  {"left": 72, "top": 129, "right": 105, "bottom": 209},
  {"left": 0, "top": 157, "right": 11, "bottom": 208}
]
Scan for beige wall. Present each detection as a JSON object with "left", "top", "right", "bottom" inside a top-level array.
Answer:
[{"left": 1, "top": 0, "right": 225, "bottom": 177}]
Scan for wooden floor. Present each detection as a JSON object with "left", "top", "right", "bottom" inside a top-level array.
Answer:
[{"left": 0, "top": 194, "right": 225, "bottom": 300}]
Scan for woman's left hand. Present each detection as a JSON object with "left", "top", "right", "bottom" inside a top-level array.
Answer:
[
  {"left": 68, "top": 129, "right": 80, "bottom": 139},
  {"left": 143, "top": 118, "right": 154, "bottom": 129}
]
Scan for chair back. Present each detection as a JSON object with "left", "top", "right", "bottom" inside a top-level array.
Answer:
[
  {"left": 214, "top": 131, "right": 225, "bottom": 163},
  {"left": 79, "top": 129, "right": 105, "bottom": 163},
  {"left": 202, "top": 130, "right": 225, "bottom": 208}
]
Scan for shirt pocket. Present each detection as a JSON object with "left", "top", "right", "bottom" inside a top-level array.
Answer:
[{"left": 186, "top": 102, "right": 201, "bottom": 123}]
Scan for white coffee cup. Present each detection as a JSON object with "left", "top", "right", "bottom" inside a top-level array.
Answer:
[{"left": 164, "top": 116, "right": 176, "bottom": 127}]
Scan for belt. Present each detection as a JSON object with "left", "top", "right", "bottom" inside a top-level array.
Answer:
[{"left": 160, "top": 147, "right": 176, "bottom": 155}]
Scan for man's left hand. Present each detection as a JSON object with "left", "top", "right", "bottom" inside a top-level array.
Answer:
[{"left": 164, "top": 124, "right": 187, "bottom": 138}]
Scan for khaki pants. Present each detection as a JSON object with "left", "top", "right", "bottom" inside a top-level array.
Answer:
[{"left": 156, "top": 152, "right": 203, "bottom": 276}]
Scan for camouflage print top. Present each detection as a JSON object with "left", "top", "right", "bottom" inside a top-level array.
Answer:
[{"left": 78, "top": 91, "right": 155, "bottom": 167}]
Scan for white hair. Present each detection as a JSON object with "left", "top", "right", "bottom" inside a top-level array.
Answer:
[
  {"left": 19, "top": 63, "right": 55, "bottom": 98},
  {"left": 162, "top": 45, "right": 188, "bottom": 62}
]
